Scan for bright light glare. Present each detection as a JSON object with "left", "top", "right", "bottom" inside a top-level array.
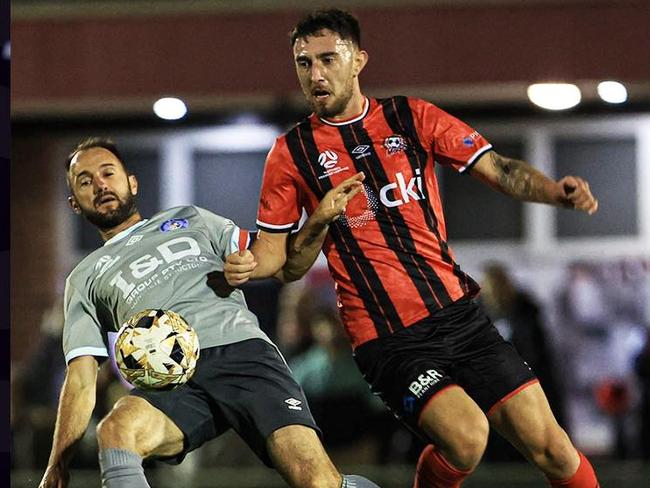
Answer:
[
  {"left": 2, "top": 41, "right": 9, "bottom": 60},
  {"left": 597, "top": 81, "right": 627, "bottom": 104},
  {"left": 153, "top": 97, "right": 187, "bottom": 120},
  {"left": 527, "top": 83, "right": 581, "bottom": 110}
]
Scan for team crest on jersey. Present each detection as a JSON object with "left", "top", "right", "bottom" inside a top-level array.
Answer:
[
  {"left": 160, "top": 218, "right": 189, "bottom": 232},
  {"left": 383, "top": 134, "right": 408, "bottom": 155}
]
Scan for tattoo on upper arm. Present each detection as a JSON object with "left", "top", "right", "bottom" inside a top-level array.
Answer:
[{"left": 491, "top": 153, "right": 545, "bottom": 201}]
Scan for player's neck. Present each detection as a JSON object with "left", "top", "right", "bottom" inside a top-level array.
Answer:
[
  {"left": 325, "top": 92, "right": 367, "bottom": 123},
  {"left": 99, "top": 211, "right": 143, "bottom": 242}
]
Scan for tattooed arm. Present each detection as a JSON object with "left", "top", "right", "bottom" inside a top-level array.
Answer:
[{"left": 470, "top": 151, "right": 598, "bottom": 214}]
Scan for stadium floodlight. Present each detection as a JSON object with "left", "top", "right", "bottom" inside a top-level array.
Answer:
[
  {"left": 527, "top": 83, "right": 581, "bottom": 110},
  {"left": 597, "top": 81, "right": 627, "bottom": 104},
  {"left": 153, "top": 97, "right": 188, "bottom": 120}
]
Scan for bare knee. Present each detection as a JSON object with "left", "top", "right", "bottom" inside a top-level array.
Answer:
[
  {"left": 97, "top": 409, "right": 138, "bottom": 452},
  {"left": 528, "top": 428, "right": 577, "bottom": 474},
  {"left": 434, "top": 414, "right": 489, "bottom": 471},
  {"left": 96, "top": 397, "right": 172, "bottom": 458}
]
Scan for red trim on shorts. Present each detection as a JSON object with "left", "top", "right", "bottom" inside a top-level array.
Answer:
[
  {"left": 417, "top": 384, "right": 462, "bottom": 428},
  {"left": 486, "top": 378, "right": 539, "bottom": 417}
]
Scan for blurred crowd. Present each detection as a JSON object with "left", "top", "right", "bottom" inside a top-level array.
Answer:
[{"left": 10, "top": 258, "right": 650, "bottom": 480}]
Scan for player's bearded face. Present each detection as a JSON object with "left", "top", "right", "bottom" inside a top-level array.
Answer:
[
  {"left": 294, "top": 32, "right": 358, "bottom": 118},
  {"left": 68, "top": 147, "right": 139, "bottom": 230},
  {"left": 80, "top": 186, "right": 137, "bottom": 230}
]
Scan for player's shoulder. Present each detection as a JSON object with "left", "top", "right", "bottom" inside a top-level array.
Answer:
[
  {"left": 375, "top": 95, "right": 441, "bottom": 117},
  {"left": 278, "top": 115, "right": 315, "bottom": 141},
  {"left": 183, "top": 205, "right": 233, "bottom": 227},
  {"left": 376, "top": 95, "right": 428, "bottom": 106},
  {"left": 66, "top": 245, "right": 113, "bottom": 287},
  {"left": 144, "top": 205, "right": 225, "bottom": 225}
]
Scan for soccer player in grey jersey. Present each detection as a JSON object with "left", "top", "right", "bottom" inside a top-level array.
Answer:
[{"left": 39, "top": 137, "right": 378, "bottom": 488}]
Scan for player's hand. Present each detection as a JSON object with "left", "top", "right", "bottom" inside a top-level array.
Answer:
[
  {"left": 224, "top": 249, "right": 257, "bottom": 286},
  {"left": 557, "top": 176, "right": 599, "bottom": 215},
  {"left": 39, "top": 464, "right": 69, "bottom": 488},
  {"left": 312, "top": 172, "right": 365, "bottom": 225}
]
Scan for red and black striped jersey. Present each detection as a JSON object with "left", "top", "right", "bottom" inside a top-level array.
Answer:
[{"left": 257, "top": 96, "right": 492, "bottom": 348}]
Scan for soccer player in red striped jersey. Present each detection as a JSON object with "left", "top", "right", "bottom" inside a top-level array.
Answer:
[{"left": 226, "top": 9, "right": 600, "bottom": 488}]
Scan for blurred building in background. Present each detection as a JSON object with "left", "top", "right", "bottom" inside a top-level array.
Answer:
[{"left": 10, "top": 0, "right": 650, "bottom": 486}]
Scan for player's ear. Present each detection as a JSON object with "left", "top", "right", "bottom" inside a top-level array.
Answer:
[
  {"left": 354, "top": 49, "right": 368, "bottom": 76},
  {"left": 68, "top": 195, "right": 82, "bottom": 214},
  {"left": 128, "top": 174, "right": 138, "bottom": 196}
]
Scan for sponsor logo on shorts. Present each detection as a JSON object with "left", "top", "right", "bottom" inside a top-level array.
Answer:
[
  {"left": 408, "top": 369, "right": 444, "bottom": 398},
  {"left": 403, "top": 395, "right": 417, "bottom": 414},
  {"left": 284, "top": 398, "right": 303, "bottom": 411},
  {"left": 160, "top": 218, "right": 189, "bottom": 232}
]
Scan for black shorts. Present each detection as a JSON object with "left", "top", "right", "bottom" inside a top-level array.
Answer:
[
  {"left": 131, "top": 338, "right": 320, "bottom": 467},
  {"left": 353, "top": 298, "right": 536, "bottom": 436}
]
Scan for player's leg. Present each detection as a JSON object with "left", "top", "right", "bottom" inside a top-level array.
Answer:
[
  {"left": 208, "top": 339, "right": 381, "bottom": 488},
  {"left": 96, "top": 396, "right": 184, "bottom": 488},
  {"left": 488, "top": 382, "right": 599, "bottom": 487},
  {"left": 267, "top": 424, "right": 380, "bottom": 488},
  {"left": 414, "top": 385, "right": 489, "bottom": 487}
]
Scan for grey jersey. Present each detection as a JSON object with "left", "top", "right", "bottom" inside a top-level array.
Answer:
[{"left": 63, "top": 205, "right": 270, "bottom": 364}]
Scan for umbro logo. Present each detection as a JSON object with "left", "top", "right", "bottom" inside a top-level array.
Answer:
[
  {"left": 125, "top": 235, "right": 143, "bottom": 246},
  {"left": 352, "top": 144, "right": 371, "bottom": 159},
  {"left": 284, "top": 398, "right": 303, "bottom": 411}
]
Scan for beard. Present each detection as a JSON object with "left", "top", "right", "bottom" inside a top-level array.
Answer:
[
  {"left": 310, "top": 81, "right": 354, "bottom": 118},
  {"left": 81, "top": 190, "right": 138, "bottom": 230}
]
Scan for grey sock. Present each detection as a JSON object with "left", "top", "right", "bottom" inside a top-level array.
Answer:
[
  {"left": 341, "top": 474, "right": 382, "bottom": 488},
  {"left": 98, "top": 448, "right": 151, "bottom": 488}
]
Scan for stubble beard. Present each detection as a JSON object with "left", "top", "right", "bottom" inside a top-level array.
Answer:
[{"left": 310, "top": 80, "right": 354, "bottom": 119}]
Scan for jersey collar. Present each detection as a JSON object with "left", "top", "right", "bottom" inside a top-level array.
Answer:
[
  {"left": 104, "top": 219, "right": 149, "bottom": 246},
  {"left": 319, "top": 97, "right": 369, "bottom": 126}
]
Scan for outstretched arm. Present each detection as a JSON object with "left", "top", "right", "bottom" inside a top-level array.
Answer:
[
  {"left": 470, "top": 151, "right": 598, "bottom": 214},
  {"left": 277, "top": 172, "right": 365, "bottom": 282},
  {"left": 40, "top": 355, "right": 98, "bottom": 488},
  {"left": 224, "top": 172, "right": 365, "bottom": 286}
]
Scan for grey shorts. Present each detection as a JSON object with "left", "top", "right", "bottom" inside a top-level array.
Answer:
[{"left": 131, "top": 339, "right": 320, "bottom": 467}]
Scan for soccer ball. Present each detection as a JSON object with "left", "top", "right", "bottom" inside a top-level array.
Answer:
[{"left": 114, "top": 309, "right": 200, "bottom": 390}]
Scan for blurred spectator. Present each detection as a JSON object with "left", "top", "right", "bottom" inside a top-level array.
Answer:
[
  {"left": 480, "top": 263, "right": 566, "bottom": 462},
  {"left": 634, "top": 332, "right": 650, "bottom": 459},
  {"left": 289, "top": 293, "right": 377, "bottom": 445},
  {"left": 12, "top": 300, "right": 66, "bottom": 469},
  {"left": 284, "top": 280, "right": 406, "bottom": 464}
]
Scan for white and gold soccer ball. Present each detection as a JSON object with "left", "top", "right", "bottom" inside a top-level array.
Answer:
[{"left": 115, "top": 309, "right": 200, "bottom": 390}]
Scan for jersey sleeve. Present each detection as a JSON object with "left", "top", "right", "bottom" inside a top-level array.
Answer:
[
  {"left": 62, "top": 278, "right": 109, "bottom": 364},
  {"left": 194, "top": 206, "right": 251, "bottom": 259},
  {"left": 411, "top": 98, "right": 492, "bottom": 173},
  {"left": 256, "top": 137, "right": 302, "bottom": 233}
]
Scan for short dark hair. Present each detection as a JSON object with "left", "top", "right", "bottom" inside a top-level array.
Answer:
[
  {"left": 290, "top": 9, "right": 361, "bottom": 47},
  {"left": 65, "top": 137, "right": 126, "bottom": 172}
]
